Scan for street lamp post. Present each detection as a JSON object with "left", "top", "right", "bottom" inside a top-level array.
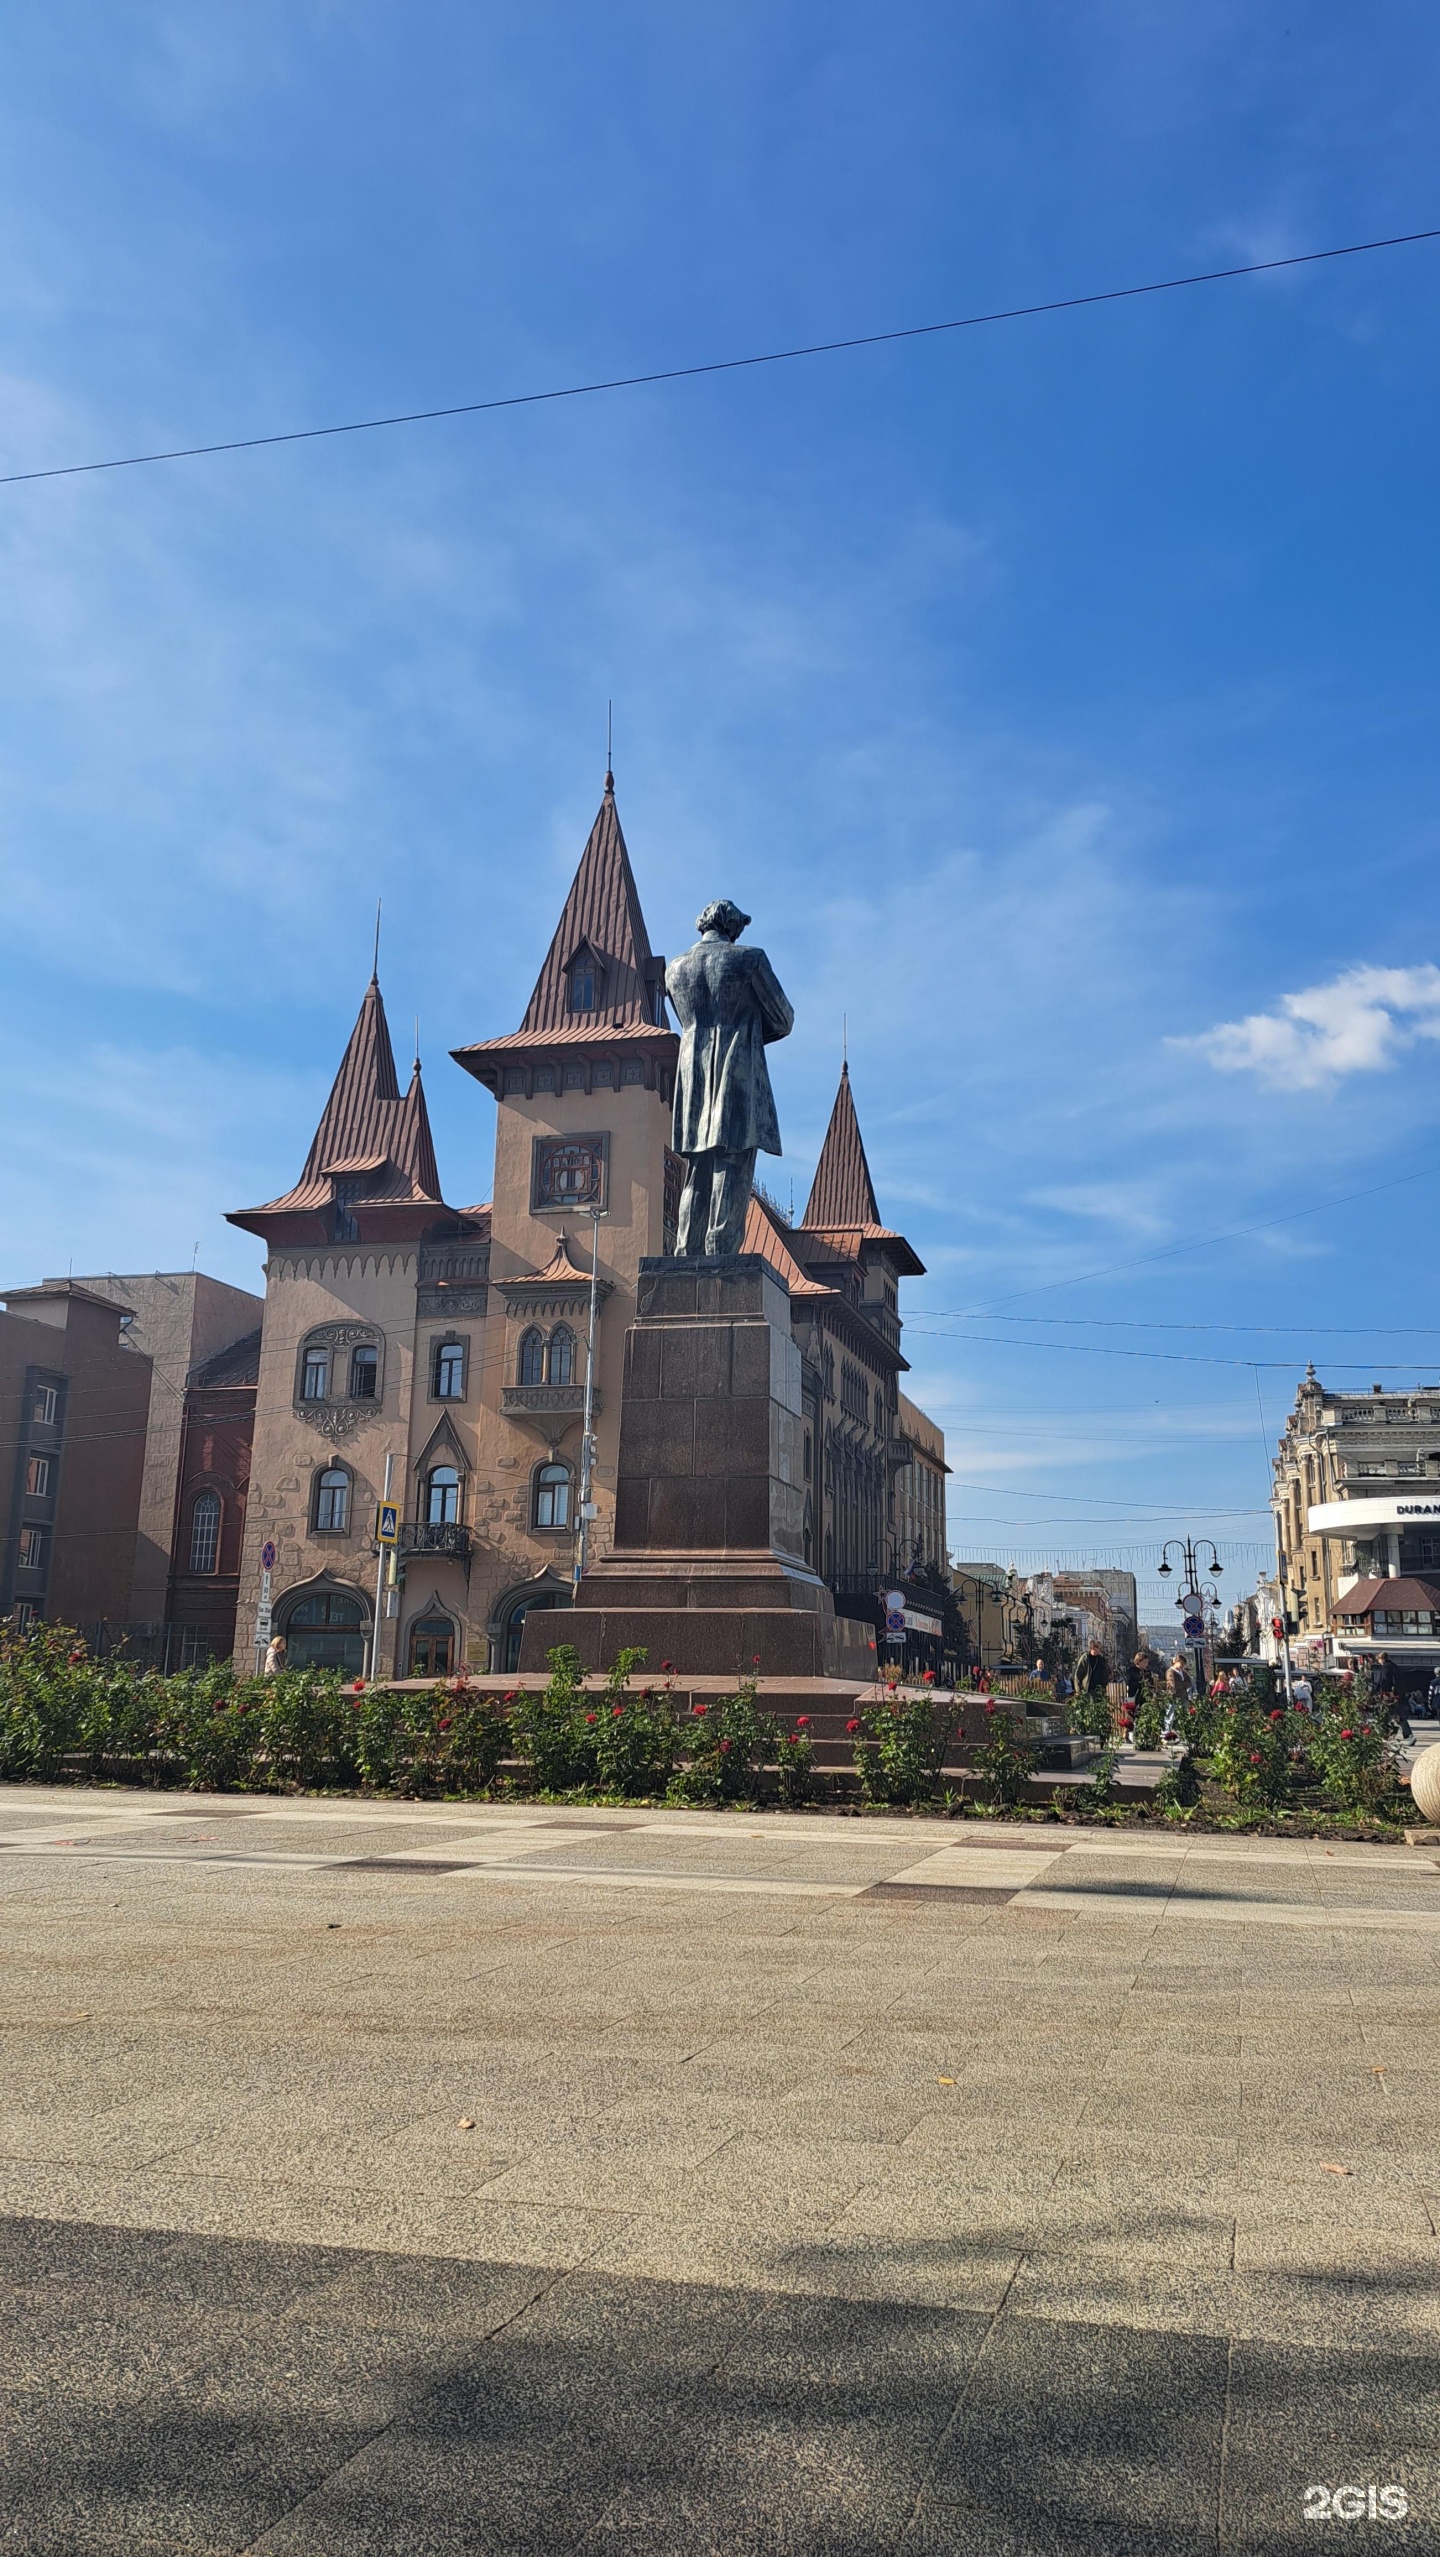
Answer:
[{"left": 1157, "top": 1537, "right": 1223, "bottom": 1701}]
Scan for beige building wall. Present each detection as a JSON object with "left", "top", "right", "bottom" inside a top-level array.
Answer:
[{"left": 895, "top": 1391, "right": 948, "bottom": 1575}]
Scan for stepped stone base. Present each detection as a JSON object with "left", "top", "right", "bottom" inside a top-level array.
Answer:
[{"left": 519, "top": 1254, "right": 877, "bottom": 1683}]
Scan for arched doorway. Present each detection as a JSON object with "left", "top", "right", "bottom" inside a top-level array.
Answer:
[
  {"left": 408, "top": 1616, "right": 455, "bottom": 1678},
  {"left": 282, "top": 1586, "right": 367, "bottom": 1675}
]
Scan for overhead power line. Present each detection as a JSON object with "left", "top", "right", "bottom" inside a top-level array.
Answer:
[{"left": 2, "top": 224, "right": 1438, "bottom": 491}]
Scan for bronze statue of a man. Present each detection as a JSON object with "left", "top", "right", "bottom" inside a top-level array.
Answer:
[{"left": 665, "top": 898, "right": 794, "bottom": 1258}]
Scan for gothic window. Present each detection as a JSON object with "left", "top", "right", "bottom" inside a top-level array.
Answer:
[
  {"left": 348, "top": 1345, "right": 378, "bottom": 1400},
  {"left": 433, "top": 1340, "right": 466, "bottom": 1399},
  {"left": 519, "top": 1327, "right": 546, "bottom": 1387},
  {"left": 533, "top": 1463, "right": 572, "bottom": 1530},
  {"left": 301, "top": 1348, "right": 330, "bottom": 1401},
  {"left": 570, "top": 953, "right": 598, "bottom": 1013},
  {"left": 548, "top": 1326, "right": 576, "bottom": 1387},
  {"left": 189, "top": 1491, "right": 221, "bottom": 1574},
  {"left": 284, "top": 1588, "right": 365, "bottom": 1675},
  {"left": 426, "top": 1466, "right": 461, "bottom": 1526},
  {"left": 313, "top": 1467, "right": 351, "bottom": 1534}
]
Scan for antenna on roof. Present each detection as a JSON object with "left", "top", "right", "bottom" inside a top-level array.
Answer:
[
  {"left": 372, "top": 899, "right": 382, "bottom": 980},
  {"left": 605, "top": 699, "right": 613, "bottom": 791}
]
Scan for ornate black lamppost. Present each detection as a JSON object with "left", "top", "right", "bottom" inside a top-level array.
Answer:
[{"left": 1157, "top": 1537, "right": 1223, "bottom": 1699}]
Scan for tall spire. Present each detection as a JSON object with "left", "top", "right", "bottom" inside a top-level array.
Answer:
[
  {"left": 297, "top": 975, "right": 402, "bottom": 1187},
  {"left": 228, "top": 971, "right": 448, "bottom": 1232},
  {"left": 801, "top": 1061, "right": 882, "bottom": 1229},
  {"left": 514, "top": 781, "right": 660, "bottom": 1034}
]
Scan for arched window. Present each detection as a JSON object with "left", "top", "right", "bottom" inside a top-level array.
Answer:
[
  {"left": 433, "top": 1339, "right": 465, "bottom": 1399},
  {"left": 426, "top": 1465, "right": 461, "bottom": 1526},
  {"left": 533, "top": 1463, "right": 571, "bottom": 1530},
  {"left": 285, "top": 1588, "right": 365, "bottom": 1674},
  {"left": 519, "top": 1328, "right": 545, "bottom": 1386},
  {"left": 408, "top": 1616, "right": 455, "bottom": 1677},
  {"left": 189, "top": 1490, "right": 221, "bottom": 1574},
  {"left": 313, "top": 1467, "right": 351, "bottom": 1534},
  {"left": 500, "top": 1588, "right": 565, "bottom": 1673},
  {"left": 349, "top": 1344, "right": 378, "bottom": 1400},
  {"left": 569, "top": 954, "right": 598, "bottom": 1013},
  {"left": 548, "top": 1326, "right": 576, "bottom": 1387}
]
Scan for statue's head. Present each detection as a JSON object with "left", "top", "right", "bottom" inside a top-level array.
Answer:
[{"left": 696, "top": 898, "right": 750, "bottom": 943}]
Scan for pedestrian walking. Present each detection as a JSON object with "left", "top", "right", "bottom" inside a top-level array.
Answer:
[{"left": 263, "top": 1633, "right": 287, "bottom": 1676}]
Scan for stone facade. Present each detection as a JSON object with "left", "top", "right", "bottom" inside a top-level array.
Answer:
[
  {"left": 230, "top": 780, "right": 946, "bottom": 1678},
  {"left": 1272, "top": 1366, "right": 1440, "bottom": 1641}
]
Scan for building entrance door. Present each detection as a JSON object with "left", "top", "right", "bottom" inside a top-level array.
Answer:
[{"left": 408, "top": 1617, "right": 455, "bottom": 1677}]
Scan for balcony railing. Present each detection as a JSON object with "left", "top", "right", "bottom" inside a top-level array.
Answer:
[
  {"left": 501, "top": 1383, "right": 598, "bottom": 1420},
  {"left": 399, "top": 1521, "right": 472, "bottom": 1560}
]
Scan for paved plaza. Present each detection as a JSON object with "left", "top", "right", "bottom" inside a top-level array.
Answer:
[{"left": 0, "top": 1783, "right": 1437, "bottom": 2551}]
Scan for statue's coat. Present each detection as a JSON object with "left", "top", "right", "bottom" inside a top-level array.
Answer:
[{"left": 666, "top": 936, "right": 794, "bottom": 1159}]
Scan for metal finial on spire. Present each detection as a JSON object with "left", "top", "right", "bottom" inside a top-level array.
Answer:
[
  {"left": 372, "top": 898, "right": 382, "bottom": 981},
  {"left": 605, "top": 699, "right": 614, "bottom": 792},
  {"left": 414, "top": 1015, "right": 421, "bottom": 1074},
  {"left": 842, "top": 1013, "right": 847, "bottom": 1068}
]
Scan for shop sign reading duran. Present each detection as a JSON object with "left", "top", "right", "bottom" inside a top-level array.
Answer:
[{"left": 1307, "top": 1495, "right": 1440, "bottom": 1533}]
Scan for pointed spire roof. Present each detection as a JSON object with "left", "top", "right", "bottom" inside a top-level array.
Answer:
[
  {"left": 229, "top": 974, "right": 453, "bottom": 1235},
  {"left": 453, "top": 775, "right": 678, "bottom": 1091},
  {"left": 517, "top": 776, "right": 661, "bottom": 1034},
  {"left": 801, "top": 1063, "right": 881, "bottom": 1228}
]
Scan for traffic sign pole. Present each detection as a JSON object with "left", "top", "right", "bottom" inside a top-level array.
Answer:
[{"left": 369, "top": 1453, "right": 395, "bottom": 1682}]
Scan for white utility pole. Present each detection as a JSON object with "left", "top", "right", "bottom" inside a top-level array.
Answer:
[{"left": 573, "top": 1206, "right": 602, "bottom": 1594}]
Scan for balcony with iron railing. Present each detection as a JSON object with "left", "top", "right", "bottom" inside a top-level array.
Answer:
[{"left": 399, "top": 1520, "right": 472, "bottom": 1560}]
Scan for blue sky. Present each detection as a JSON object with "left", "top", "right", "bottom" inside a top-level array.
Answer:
[{"left": 4, "top": 2, "right": 1440, "bottom": 1619}]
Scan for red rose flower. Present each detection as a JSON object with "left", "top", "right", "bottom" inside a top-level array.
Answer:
[
  {"left": 1340, "top": 1729, "right": 1353, "bottom": 1740},
  {"left": 503, "top": 1691, "right": 518, "bottom": 1704},
  {"left": 1249, "top": 1752, "right": 1261, "bottom": 1764},
  {"left": 585, "top": 1712, "right": 597, "bottom": 1725},
  {"left": 661, "top": 1660, "right": 673, "bottom": 1671},
  {"left": 352, "top": 1679, "right": 366, "bottom": 1693},
  {"left": 846, "top": 1718, "right": 861, "bottom": 1734},
  {"left": 718, "top": 1738, "right": 732, "bottom": 1753},
  {"left": 438, "top": 1717, "right": 452, "bottom": 1732},
  {"left": 796, "top": 1714, "right": 810, "bottom": 1728},
  {"left": 692, "top": 1702, "right": 707, "bottom": 1718},
  {"left": 612, "top": 1704, "right": 624, "bottom": 1718}
]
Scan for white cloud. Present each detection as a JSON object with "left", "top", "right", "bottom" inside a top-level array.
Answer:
[{"left": 1180, "top": 964, "right": 1440, "bottom": 1091}]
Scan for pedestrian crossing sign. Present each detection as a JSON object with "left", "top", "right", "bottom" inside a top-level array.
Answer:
[{"left": 376, "top": 1503, "right": 399, "bottom": 1546}]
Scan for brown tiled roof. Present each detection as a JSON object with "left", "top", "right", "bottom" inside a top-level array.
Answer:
[
  {"left": 230, "top": 975, "right": 448, "bottom": 1226},
  {"left": 1336, "top": 1576, "right": 1440, "bottom": 1618},
  {"left": 190, "top": 1330, "right": 262, "bottom": 1390},
  {"left": 743, "top": 1194, "right": 830, "bottom": 1298},
  {"left": 802, "top": 1064, "right": 880, "bottom": 1228},
  {"left": 520, "top": 777, "right": 662, "bottom": 1034}
]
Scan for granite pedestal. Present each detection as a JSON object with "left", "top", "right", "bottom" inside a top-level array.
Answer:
[{"left": 520, "top": 1255, "right": 875, "bottom": 1682}]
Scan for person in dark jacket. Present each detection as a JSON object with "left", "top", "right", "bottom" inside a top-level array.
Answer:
[{"left": 1074, "top": 1641, "right": 1109, "bottom": 1699}]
